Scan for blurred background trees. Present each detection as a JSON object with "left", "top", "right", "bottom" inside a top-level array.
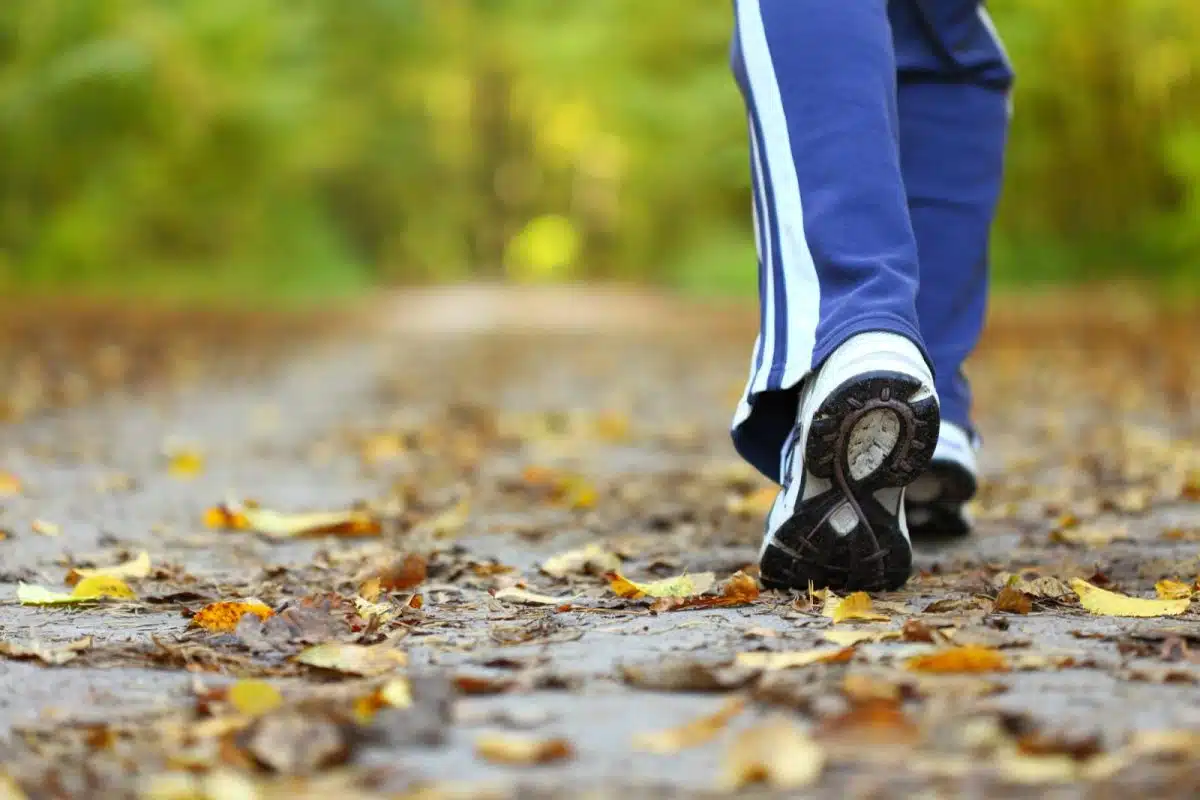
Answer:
[{"left": 1, "top": 0, "right": 1198, "bottom": 300}]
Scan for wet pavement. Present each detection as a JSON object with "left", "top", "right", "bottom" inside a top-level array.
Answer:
[{"left": 1, "top": 287, "right": 1198, "bottom": 798}]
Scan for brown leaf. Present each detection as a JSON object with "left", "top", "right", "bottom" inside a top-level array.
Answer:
[
  {"left": 475, "top": 735, "right": 574, "bottom": 765},
  {"left": 649, "top": 571, "right": 760, "bottom": 612},
  {"left": 621, "top": 660, "right": 757, "bottom": 692},
  {"left": 720, "top": 717, "right": 824, "bottom": 790},
  {"left": 375, "top": 553, "right": 427, "bottom": 591},
  {"left": 818, "top": 698, "right": 919, "bottom": 745},
  {"left": 993, "top": 588, "right": 1033, "bottom": 614},
  {"left": 901, "top": 619, "right": 937, "bottom": 643},
  {"left": 735, "top": 647, "right": 855, "bottom": 671},
  {"left": 632, "top": 696, "right": 746, "bottom": 753},
  {"left": 0, "top": 637, "right": 92, "bottom": 666},
  {"left": 243, "top": 712, "right": 349, "bottom": 774},
  {"left": 905, "top": 645, "right": 1010, "bottom": 674}
]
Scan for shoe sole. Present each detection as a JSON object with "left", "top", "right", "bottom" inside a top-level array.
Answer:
[
  {"left": 906, "top": 461, "right": 977, "bottom": 540},
  {"left": 760, "top": 370, "right": 940, "bottom": 592}
]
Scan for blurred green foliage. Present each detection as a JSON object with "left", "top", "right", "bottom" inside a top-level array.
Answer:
[{"left": 0, "top": 1, "right": 1197, "bottom": 300}]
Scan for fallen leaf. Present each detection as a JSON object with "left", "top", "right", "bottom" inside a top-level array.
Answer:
[
  {"left": 375, "top": 553, "right": 427, "bottom": 591},
  {"left": 633, "top": 696, "right": 746, "bottom": 753},
  {"left": 191, "top": 600, "right": 274, "bottom": 633},
  {"left": 204, "top": 502, "right": 250, "bottom": 530},
  {"left": 0, "top": 773, "right": 26, "bottom": 800},
  {"left": 0, "top": 471, "right": 21, "bottom": 496},
  {"left": 0, "top": 637, "right": 92, "bottom": 666},
  {"left": 1049, "top": 524, "right": 1129, "bottom": 547},
  {"left": 242, "top": 507, "right": 381, "bottom": 538},
  {"left": 905, "top": 645, "right": 1009, "bottom": 674},
  {"left": 620, "top": 660, "right": 757, "bottom": 692},
  {"left": 417, "top": 498, "right": 470, "bottom": 538},
  {"left": 166, "top": 448, "right": 205, "bottom": 479},
  {"left": 994, "top": 573, "right": 1074, "bottom": 599},
  {"left": 1155, "top": 579, "right": 1196, "bottom": 601},
  {"left": 901, "top": 619, "right": 938, "bottom": 643},
  {"left": 493, "top": 586, "right": 571, "bottom": 606},
  {"left": 245, "top": 711, "right": 349, "bottom": 774},
  {"left": 354, "top": 677, "right": 414, "bottom": 722},
  {"left": 823, "top": 630, "right": 901, "bottom": 647},
  {"left": 720, "top": 716, "right": 824, "bottom": 789},
  {"left": 1070, "top": 578, "right": 1190, "bottom": 618},
  {"left": 31, "top": 519, "right": 59, "bottom": 537},
  {"left": 993, "top": 587, "right": 1033, "bottom": 614},
  {"left": 228, "top": 679, "right": 283, "bottom": 716},
  {"left": 735, "top": 647, "right": 855, "bottom": 671},
  {"left": 819, "top": 697, "right": 919, "bottom": 745},
  {"left": 295, "top": 641, "right": 407, "bottom": 676},
  {"left": 606, "top": 570, "right": 715, "bottom": 599},
  {"left": 475, "top": 735, "right": 574, "bottom": 765},
  {"left": 650, "top": 571, "right": 760, "bottom": 612},
  {"left": 540, "top": 543, "right": 621, "bottom": 578},
  {"left": 65, "top": 551, "right": 151, "bottom": 586},
  {"left": 824, "top": 592, "right": 890, "bottom": 623},
  {"left": 18, "top": 576, "right": 135, "bottom": 605},
  {"left": 840, "top": 673, "right": 902, "bottom": 703}
]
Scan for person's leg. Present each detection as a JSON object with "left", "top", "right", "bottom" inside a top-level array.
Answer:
[
  {"left": 891, "top": 0, "right": 1013, "bottom": 536},
  {"left": 894, "top": 0, "right": 1013, "bottom": 444},
  {"left": 729, "top": 0, "right": 941, "bottom": 591},
  {"left": 729, "top": 0, "right": 927, "bottom": 485}
]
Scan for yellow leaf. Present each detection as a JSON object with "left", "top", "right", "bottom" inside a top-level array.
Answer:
[
  {"left": 493, "top": 587, "right": 571, "bottom": 606},
  {"left": 0, "top": 471, "right": 21, "bottom": 496},
  {"left": 540, "top": 543, "right": 621, "bottom": 578},
  {"left": 633, "top": 696, "right": 746, "bottom": 754},
  {"left": 65, "top": 551, "right": 151, "bottom": 586},
  {"left": 227, "top": 679, "right": 282, "bottom": 716},
  {"left": 823, "top": 591, "right": 890, "bottom": 623},
  {"left": 190, "top": 600, "right": 274, "bottom": 633},
  {"left": 242, "top": 507, "right": 381, "bottom": 538},
  {"left": 379, "top": 678, "right": 412, "bottom": 709},
  {"left": 31, "top": 519, "right": 59, "bottom": 537},
  {"left": 0, "top": 773, "right": 27, "bottom": 800},
  {"left": 1155, "top": 578, "right": 1195, "bottom": 601},
  {"left": 476, "top": 734, "right": 574, "bottom": 765},
  {"left": 823, "top": 629, "right": 901, "bottom": 647},
  {"left": 417, "top": 498, "right": 470, "bottom": 538},
  {"left": 735, "top": 647, "right": 856, "bottom": 670},
  {"left": 18, "top": 575, "right": 135, "bottom": 605},
  {"left": 1071, "top": 578, "right": 1190, "bottom": 618},
  {"left": 905, "top": 645, "right": 1009, "bottom": 674},
  {"left": 295, "top": 641, "right": 407, "bottom": 677},
  {"left": 166, "top": 449, "right": 205, "bottom": 479},
  {"left": 203, "top": 503, "right": 250, "bottom": 530},
  {"left": 720, "top": 717, "right": 824, "bottom": 790},
  {"left": 606, "top": 571, "right": 715, "bottom": 599}
]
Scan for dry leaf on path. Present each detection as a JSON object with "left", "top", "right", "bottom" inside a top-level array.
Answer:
[
  {"left": 620, "top": 660, "right": 757, "bottom": 692},
  {"left": 993, "top": 587, "right": 1033, "bottom": 614},
  {"left": 721, "top": 716, "right": 824, "bottom": 790},
  {"left": 540, "top": 543, "right": 621, "bottom": 578},
  {"left": 0, "top": 471, "right": 21, "bottom": 496},
  {"left": 0, "top": 637, "right": 92, "bottom": 666},
  {"left": 228, "top": 679, "right": 283, "bottom": 716},
  {"left": 994, "top": 573, "right": 1074, "bottom": 599},
  {"left": 476, "top": 735, "right": 574, "bottom": 765},
  {"left": 493, "top": 587, "right": 572, "bottom": 606},
  {"left": 905, "top": 645, "right": 1009, "bottom": 674},
  {"left": 416, "top": 498, "right": 471, "bottom": 538},
  {"left": 165, "top": 448, "right": 205, "bottom": 479},
  {"left": 30, "top": 519, "right": 59, "bottom": 537},
  {"left": 65, "top": 551, "right": 151, "bottom": 586},
  {"left": 633, "top": 696, "right": 746, "bottom": 754},
  {"left": 606, "top": 571, "right": 716, "bottom": 600},
  {"left": 203, "top": 502, "right": 250, "bottom": 530},
  {"left": 1155, "top": 579, "right": 1197, "bottom": 601},
  {"left": 650, "top": 571, "right": 760, "bottom": 612},
  {"left": 18, "top": 576, "right": 135, "bottom": 605},
  {"left": 374, "top": 553, "right": 428, "bottom": 591},
  {"left": 191, "top": 600, "right": 274, "bottom": 633},
  {"left": 242, "top": 507, "right": 381, "bottom": 538},
  {"left": 735, "top": 647, "right": 855, "bottom": 671},
  {"left": 818, "top": 697, "right": 919, "bottom": 745},
  {"left": 823, "top": 629, "right": 901, "bottom": 647},
  {"left": 824, "top": 592, "right": 890, "bottom": 623},
  {"left": 295, "top": 641, "right": 407, "bottom": 676},
  {"left": 1070, "top": 578, "right": 1190, "bottom": 618}
]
